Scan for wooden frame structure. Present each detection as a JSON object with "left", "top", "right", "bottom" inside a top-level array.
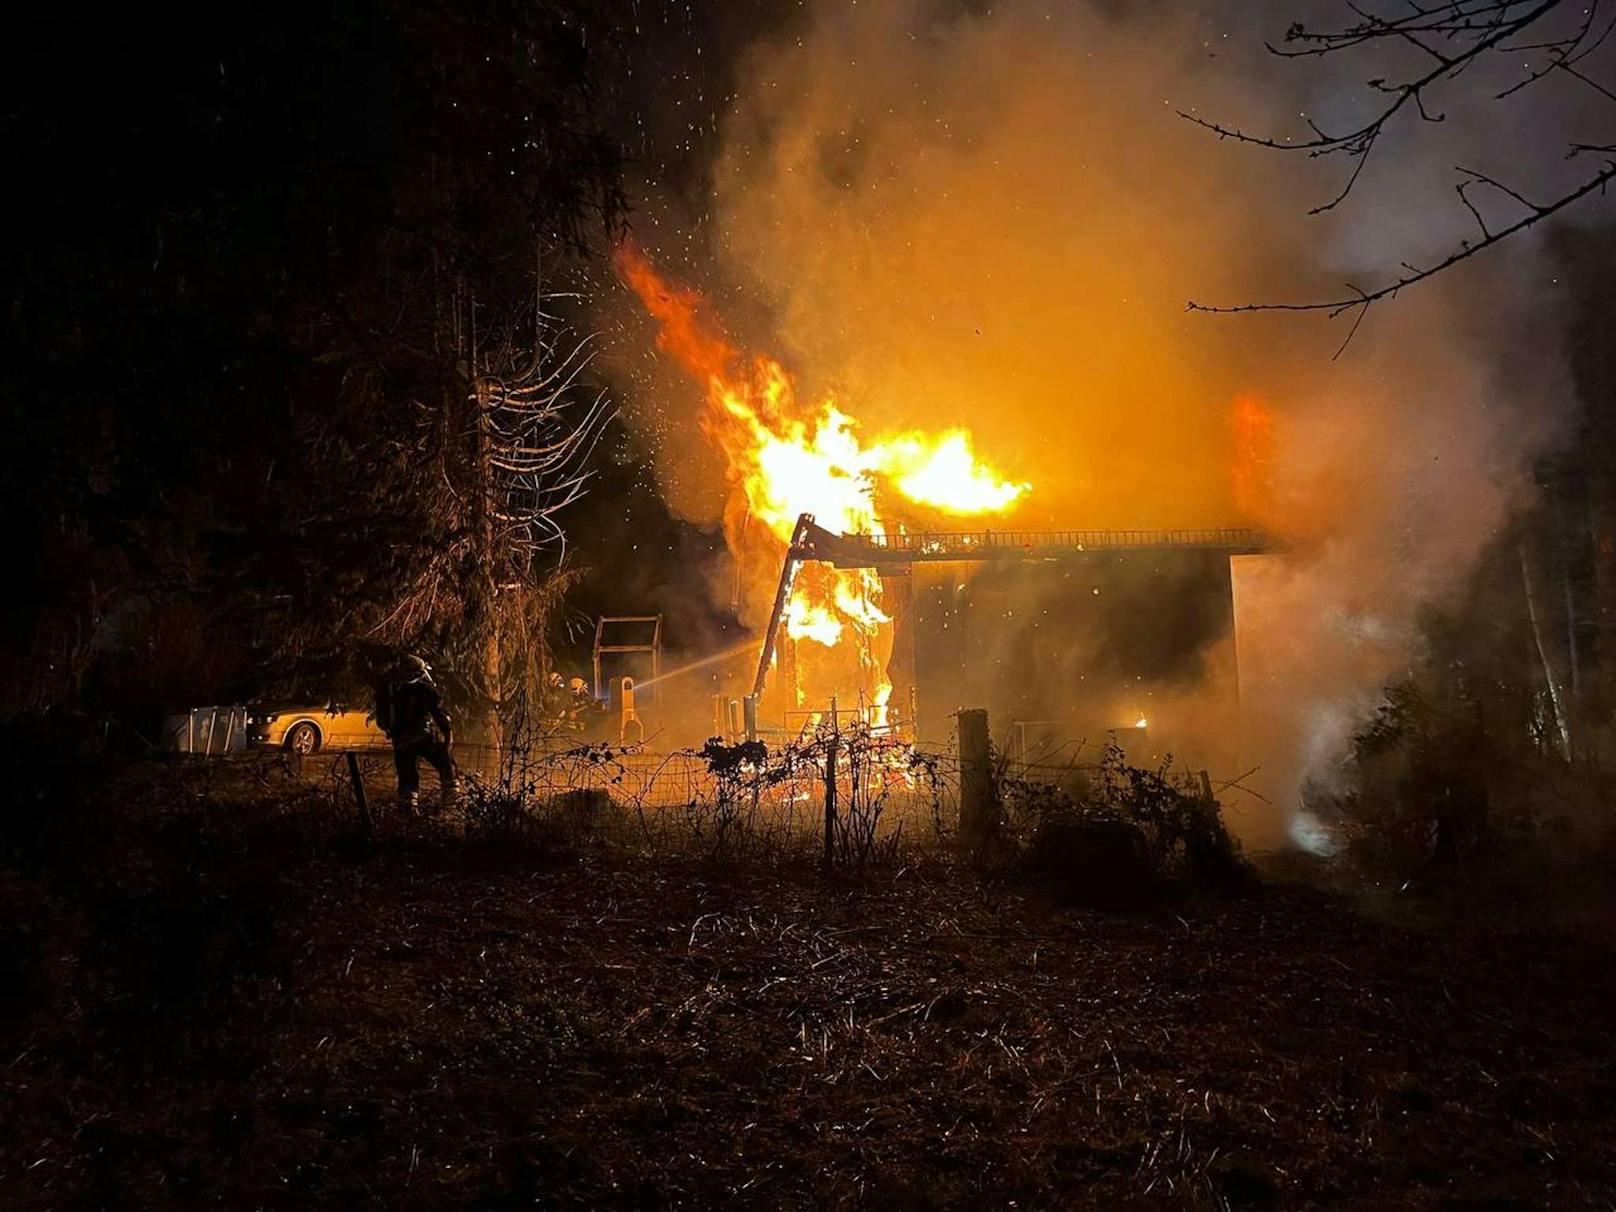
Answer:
[
  {"left": 750, "top": 514, "right": 1270, "bottom": 703},
  {"left": 593, "top": 615, "right": 663, "bottom": 701}
]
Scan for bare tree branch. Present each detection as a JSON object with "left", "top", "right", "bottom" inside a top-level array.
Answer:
[
  {"left": 1180, "top": 1, "right": 1565, "bottom": 213},
  {"left": 1184, "top": 1, "right": 1615, "bottom": 319},
  {"left": 1187, "top": 157, "right": 1616, "bottom": 317}
]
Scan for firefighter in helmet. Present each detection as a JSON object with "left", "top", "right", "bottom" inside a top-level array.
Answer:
[
  {"left": 368, "top": 651, "right": 457, "bottom": 813},
  {"left": 543, "top": 670, "right": 569, "bottom": 726},
  {"left": 565, "top": 676, "right": 598, "bottom": 734}
]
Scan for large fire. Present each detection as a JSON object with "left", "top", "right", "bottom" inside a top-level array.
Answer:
[{"left": 613, "top": 241, "right": 1029, "bottom": 725}]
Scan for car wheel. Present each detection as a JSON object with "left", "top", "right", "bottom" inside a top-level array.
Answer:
[{"left": 285, "top": 722, "right": 321, "bottom": 755}]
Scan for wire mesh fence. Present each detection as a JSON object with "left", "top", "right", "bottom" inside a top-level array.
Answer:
[
  {"left": 305, "top": 728, "right": 973, "bottom": 861},
  {"left": 287, "top": 715, "right": 1242, "bottom": 887}
]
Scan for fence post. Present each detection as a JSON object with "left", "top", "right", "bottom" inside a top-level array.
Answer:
[
  {"left": 824, "top": 695, "right": 839, "bottom": 869},
  {"left": 346, "top": 752, "right": 375, "bottom": 839},
  {"left": 958, "top": 708, "right": 995, "bottom": 854}
]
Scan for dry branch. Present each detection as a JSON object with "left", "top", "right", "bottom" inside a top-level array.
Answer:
[{"left": 1184, "top": 1, "right": 1615, "bottom": 321}]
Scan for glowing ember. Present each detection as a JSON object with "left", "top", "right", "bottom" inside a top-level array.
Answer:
[{"left": 613, "top": 240, "right": 1029, "bottom": 721}]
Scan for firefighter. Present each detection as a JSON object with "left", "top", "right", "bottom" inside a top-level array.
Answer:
[
  {"left": 370, "top": 652, "right": 457, "bottom": 814},
  {"left": 542, "top": 670, "right": 569, "bottom": 726},
  {"left": 566, "top": 676, "right": 592, "bottom": 721},
  {"left": 565, "top": 675, "right": 601, "bottom": 736}
]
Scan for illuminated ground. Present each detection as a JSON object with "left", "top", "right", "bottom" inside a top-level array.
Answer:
[{"left": 4, "top": 766, "right": 1614, "bottom": 1208}]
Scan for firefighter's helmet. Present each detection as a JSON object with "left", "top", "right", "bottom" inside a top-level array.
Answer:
[{"left": 396, "top": 654, "right": 433, "bottom": 685}]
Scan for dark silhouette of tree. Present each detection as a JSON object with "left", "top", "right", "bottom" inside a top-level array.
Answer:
[
  {"left": 2, "top": 3, "right": 628, "bottom": 726},
  {"left": 253, "top": 3, "right": 629, "bottom": 736}
]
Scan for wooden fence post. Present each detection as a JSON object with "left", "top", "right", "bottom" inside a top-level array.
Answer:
[
  {"left": 346, "top": 752, "right": 375, "bottom": 839},
  {"left": 958, "top": 708, "right": 995, "bottom": 854}
]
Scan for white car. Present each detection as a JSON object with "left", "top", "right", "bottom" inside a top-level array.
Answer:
[{"left": 246, "top": 704, "right": 387, "bottom": 755}]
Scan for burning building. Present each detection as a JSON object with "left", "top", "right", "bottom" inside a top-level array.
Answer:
[
  {"left": 614, "top": 242, "right": 1267, "bottom": 764},
  {"left": 742, "top": 516, "right": 1265, "bottom": 771}
]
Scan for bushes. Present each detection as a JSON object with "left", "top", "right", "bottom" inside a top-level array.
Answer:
[
  {"left": 999, "top": 744, "right": 1250, "bottom": 908},
  {"left": 1020, "top": 815, "right": 1158, "bottom": 910},
  {"left": 693, "top": 730, "right": 925, "bottom": 865},
  {"left": 1307, "top": 678, "right": 1616, "bottom": 887}
]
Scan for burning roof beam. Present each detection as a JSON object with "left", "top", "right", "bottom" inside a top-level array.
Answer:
[{"left": 792, "top": 518, "right": 1273, "bottom": 569}]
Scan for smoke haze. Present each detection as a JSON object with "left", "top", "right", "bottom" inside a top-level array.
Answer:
[{"left": 603, "top": 1, "right": 1601, "bottom": 845}]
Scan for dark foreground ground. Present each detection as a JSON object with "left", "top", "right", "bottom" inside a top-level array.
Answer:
[{"left": 3, "top": 762, "right": 1615, "bottom": 1209}]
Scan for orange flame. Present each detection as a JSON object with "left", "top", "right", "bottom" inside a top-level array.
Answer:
[
  {"left": 1231, "top": 395, "right": 1275, "bottom": 522},
  {"left": 613, "top": 240, "right": 1028, "bottom": 721}
]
